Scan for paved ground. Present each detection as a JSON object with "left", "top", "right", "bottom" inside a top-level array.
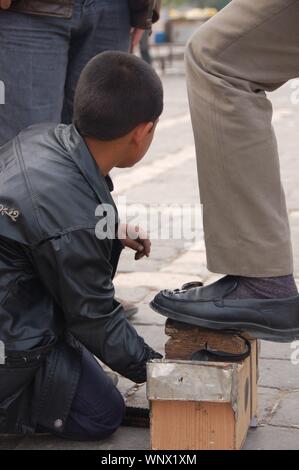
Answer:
[{"left": 2, "top": 67, "right": 299, "bottom": 450}]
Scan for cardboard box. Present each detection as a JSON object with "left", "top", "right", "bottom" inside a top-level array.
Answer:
[{"left": 147, "top": 340, "right": 258, "bottom": 450}]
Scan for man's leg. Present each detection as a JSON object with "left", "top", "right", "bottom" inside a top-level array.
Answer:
[
  {"left": 150, "top": 0, "right": 299, "bottom": 341},
  {"left": 61, "top": 0, "right": 131, "bottom": 124},
  {"left": 0, "top": 10, "right": 70, "bottom": 145},
  {"left": 185, "top": 0, "right": 299, "bottom": 278}
]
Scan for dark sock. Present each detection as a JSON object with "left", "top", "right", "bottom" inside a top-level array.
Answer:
[{"left": 226, "top": 274, "right": 298, "bottom": 300}]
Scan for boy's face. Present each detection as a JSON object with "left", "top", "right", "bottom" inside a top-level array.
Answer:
[{"left": 116, "top": 120, "right": 158, "bottom": 168}]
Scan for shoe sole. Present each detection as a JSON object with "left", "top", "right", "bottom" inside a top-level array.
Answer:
[{"left": 150, "top": 300, "right": 299, "bottom": 343}]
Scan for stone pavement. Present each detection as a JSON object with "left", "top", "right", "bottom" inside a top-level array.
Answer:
[{"left": 1, "top": 72, "right": 299, "bottom": 451}]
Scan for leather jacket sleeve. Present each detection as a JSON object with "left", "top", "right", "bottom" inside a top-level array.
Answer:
[
  {"left": 30, "top": 227, "right": 161, "bottom": 382},
  {"left": 128, "top": 0, "right": 161, "bottom": 30}
]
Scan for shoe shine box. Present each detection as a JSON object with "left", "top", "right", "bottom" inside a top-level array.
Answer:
[{"left": 147, "top": 321, "right": 258, "bottom": 450}]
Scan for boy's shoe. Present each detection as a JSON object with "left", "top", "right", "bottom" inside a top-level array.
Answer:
[
  {"left": 150, "top": 275, "right": 299, "bottom": 342},
  {"left": 117, "top": 298, "right": 138, "bottom": 319},
  {"left": 105, "top": 371, "right": 119, "bottom": 386}
]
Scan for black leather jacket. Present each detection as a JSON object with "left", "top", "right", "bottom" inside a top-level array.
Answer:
[
  {"left": 8, "top": 0, "right": 161, "bottom": 30},
  {"left": 0, "top": 124, "right": 160, "bottom": 434}
]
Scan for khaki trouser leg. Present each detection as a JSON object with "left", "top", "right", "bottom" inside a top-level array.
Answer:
[{"left": 186, "top": 0, "right": 299, "bottom": 277}]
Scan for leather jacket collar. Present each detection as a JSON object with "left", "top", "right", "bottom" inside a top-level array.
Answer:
[{"left": 60, "top": 124, "right": 116, "bottom": 211}]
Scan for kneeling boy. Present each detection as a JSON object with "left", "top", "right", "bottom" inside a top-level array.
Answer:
[{"left": 0, "top": 52, "right": 163, "bottom": 440}]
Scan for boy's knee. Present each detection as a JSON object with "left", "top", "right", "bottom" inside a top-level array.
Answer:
[
  {"left": 86, "top": 388, "right": 125, "bottom": 440},
  {"left": 104, "top": 388, "right": 126, "bottom": 432},
  {"left": 61, "top": 384, "right": 125, "bottom": 441}
]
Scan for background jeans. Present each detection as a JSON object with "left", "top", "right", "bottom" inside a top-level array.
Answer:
[{"left": 0, "top": 0, "right": 131, "bottom": 145}]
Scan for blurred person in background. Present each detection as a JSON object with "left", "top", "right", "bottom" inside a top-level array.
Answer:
[
  {"left": 139, "top": 31, "right": 152, "bottom": 65},
  {"left": 0, "top": 0, "right": 161, "bottom": 142}
]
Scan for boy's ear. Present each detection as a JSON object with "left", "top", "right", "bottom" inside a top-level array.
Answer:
[{"left": 132, "top": 122, "right": 154, "bottom": 144}]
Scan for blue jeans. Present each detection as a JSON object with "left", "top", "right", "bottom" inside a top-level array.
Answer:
[
  {"left": 38, "top": 347, "right": 125, "bottom": 441},
  {"left": 0, "top": 0, "right": 131, "bottom": 145}
]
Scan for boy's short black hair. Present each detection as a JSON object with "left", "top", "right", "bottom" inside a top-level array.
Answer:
[{"left": 73, "top": 51, "right": 163, "bottom": 141}]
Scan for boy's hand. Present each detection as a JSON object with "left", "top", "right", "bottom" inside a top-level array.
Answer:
[
  {"left": 125, "top": 344, "right": 163, "bottom": 383},
  {"left": 120, "top": 224, "right": 151, "bottom": 260},
  {"left": 0, "top": 0, "right": 12, "bottom": 9}
]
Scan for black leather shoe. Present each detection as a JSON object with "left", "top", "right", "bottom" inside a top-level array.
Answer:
[{"left": 150, "top": 275, "right": 299, "bottom": 342}]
